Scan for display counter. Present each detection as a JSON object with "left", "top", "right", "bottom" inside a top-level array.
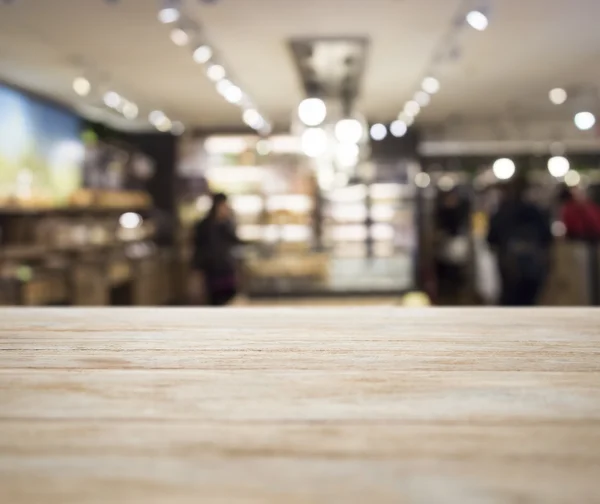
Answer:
[{"left": 0, "top": 202, "right": 180, "bottom": 306}]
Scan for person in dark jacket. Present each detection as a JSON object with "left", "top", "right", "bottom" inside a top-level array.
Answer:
[
  {"left": 487, "top": 177, "right": 553, "bottom": 306},
  {"left": 192, "top": 193, "right": 242, "bottom": 306}
]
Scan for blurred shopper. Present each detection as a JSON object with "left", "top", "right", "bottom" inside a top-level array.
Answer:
[
  {"left": 192, "top": 193, "right": 242, "bottom": 306},
  {"left": 435, "top": 189, "right": 470, "bottom": 303},
  {"left": 487, "top": 178, "right": 552, "bottom": 306},
  {"left": 559, "top": 185, "right": 600, "bottom": 305},
  {"left": 559, "top": 185, "right": 600, "bottom": 240}
]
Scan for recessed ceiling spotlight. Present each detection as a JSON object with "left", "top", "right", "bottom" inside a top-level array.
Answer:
[
  {"left": 370, "top": 123, "right": 387, "bottom": 141},
  {"left": 206, "top": 64, "right": 226, "bottom": 81},
  {"left": 414, "top": 91, "right": 431, "bottom": 107},
  {"left": 103, "top": 91, "right": 121, "bottom": 108},
  {"left": 422, "top": 77, "right": 440, "bottom": 94},
  {"left": 193, "top": 45, "right": 212, "bottom": 64},
  {"left": 390, "top": 120, "right": 407, "bottom": 138},
  {"left": 466, "top": 10, "right": 489, "bottom": 31},
  {"left": 397, "top": 112, "right": 414, "bottom": 127},
  {"left": 403, "top": 100, "right": 421, "bottom": 117},
  {"left": 547, "top": 156, "right": 570, "bottom": 178},
  {"left": 156, "top": 117, "right": 173, "bottom": 132},
  {"left": 574, "top": 111, "right": 596, "bottom": 131},
  {"left": 72, "top": 77, "right": 91, "bottom": 97},
  {"left": 298, "top": 98, "right": 327, "bottom": 127},
  {"left": 492, "top": 158, "right": 516, "bottom": 180},
  {"left": 149, "top": 110, "right": 166, "bottom": 125},
  {"left": 170, "top": 28, "right": 189, "bottom": 46},
  {"left": 216, "top": 79, "right": 232, "bottom": 96},
  {"left": 243, "top": 109, "right": 264, "bottom": 129},
  {"left": 123, "top": 101, "right": 139, "bottom": 119},
  {"left": 224, "top": 85, "right": 243, "bottom": 104},
  {"left": 158, "top": 7, "right": 180, "bottom": 24},
  {"left": 171, "top": 121, "right": 185, "bottom": 136},
  {"left": 549, "top": 88, "right": 567, "bottom": 105}
]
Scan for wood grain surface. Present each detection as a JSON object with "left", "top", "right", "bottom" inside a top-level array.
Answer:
[{"left": 0, "top": 308, "right": 599, "bottom": 503}]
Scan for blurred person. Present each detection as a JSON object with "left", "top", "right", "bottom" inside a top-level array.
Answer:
[
  {"left": 434, "top": 189, "right": 470, "bottom": 303},
  {"left": 558, "top": 185, "right": 600, "bottom": 240},
  {"left": 559, "top": 184, "right": 600, "bottom": 305},
  {"left": 487, "top": 177, "right": 552, "bottom": 306},
  {"left": 192, "top": 193, "right": 242, "bottom": 306}
]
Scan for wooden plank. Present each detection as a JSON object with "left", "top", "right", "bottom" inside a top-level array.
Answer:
[
  {"left": 0, "top": 308, "right": 599, "bottom": 502},
  {"left": 0, "top": 342, "right": 598, "bottom": 371},
  {"left": 1, "top": 421, "right": 599, "bottom": 504},
  {"left": 1, "top": 369, "right": 600, "bottom": 421},
  {"left": 1, "top": 307, "right": 599, "bottom": 341}
]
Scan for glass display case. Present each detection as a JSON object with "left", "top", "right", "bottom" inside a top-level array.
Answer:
[{"left": 177, "top": 135, "right": 419, "bottom": 297}]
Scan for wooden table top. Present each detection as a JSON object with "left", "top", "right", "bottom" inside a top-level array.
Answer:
[{"left": 1, "top": 308, "right": 599, "bottom": 503}]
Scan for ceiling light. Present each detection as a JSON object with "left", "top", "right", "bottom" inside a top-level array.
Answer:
[
  {"left": 334, "top": 119, "right": 363, "bottom": 144},
  {"left": 171, "top": 121, "right": 185, "bottom": 136},
  {"left": 103, "top": 91, "right": 121, "bottom": 108},
  {"left": 547, "top": 156, "right": 570, "bottom": 178},
  {"left": 574, "top": 111, "right": 596, "bottom": 131},
  {"left": 549, "top": 88, "right": 567, "bottom": 105},
  {"left": 243, "top": 109, "right": 264, "bottom": 129},
  {"left": 390, "top": 120, "right": 407, "bottom": 137},
  {"left": 170, "top": 28, "right": 189, "bottom": 46},
  {"left": 156, "top": 117, "right": 173, "bottom": 132},
  {"left": 72, "top": 77, "right": 91, "bottom": 97},
  {"left": 414, "top": 172, "right": 431, "bottom": 188},
  {"left": 301, "top": 128, "right": 328, "bottom": 158},
  {"left": 466, "top": 10, "right": 489, "bottom": 31},
  {"left": 149, "top": 110, "right": 166, "bottom": 125},
  {"left": 492, "top": 158, "right": 516, "bottom": 180},
  {"left": 404, "top": 100, "right": 421, "bottom": 117},
  {"left": 193, "top": 45, "right": 212, "bottom": 64},
  {"left": 123, "top": 101, "right": 139, "bottom": 119},
  {"left": 206, "top": 64, "right": 226, "bottom": 81},
  {"left": 370, "top": 123, "right": 387, "bottom": 141},
  {"left": 158, "top": 7, "right": 180, "bottom": 24},
  {"left": 216, "top": 79, "right": 232, "bottom": 96},
  {"left": 414, "top": 90, "right": 431, "bottom": 107},
  {"left": 422, "top": 77, "right": 440, "bottom": 94},
  {"left": 564, "top": 170, "right": 581, "bottom": 187},
  {"left": 297, "top": 98, "right": 327, "bottom": 127},
  {"left": 397, "top": 113, "right": 415, "bottom": 127},
  {"left": 224, "top": 85, "right": 243, "bottom": 104}
]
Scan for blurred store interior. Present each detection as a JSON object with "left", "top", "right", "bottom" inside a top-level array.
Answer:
[{"left": 1, "top": 0, "right": 600, "bottom": 307}]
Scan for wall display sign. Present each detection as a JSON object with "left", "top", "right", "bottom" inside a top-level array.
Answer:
[{"left": 0, "top": 84, "right": 84, "bottom": 206}]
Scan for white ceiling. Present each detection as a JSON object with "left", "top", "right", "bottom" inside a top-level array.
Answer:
[{"left": 1, "top": 0, "right": 600, "bottom": 136}]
